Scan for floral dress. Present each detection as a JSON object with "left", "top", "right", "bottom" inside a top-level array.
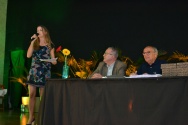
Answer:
[{"left": 27, "top": 46, "right": 51, "bottom": 87}]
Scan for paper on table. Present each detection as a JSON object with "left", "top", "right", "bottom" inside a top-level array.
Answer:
[
  {"left": 128, "top": 74, "right": 162, "bottom": 78},
  {"left": 40, "top": 58, "right": 58, "bottom": 62}
]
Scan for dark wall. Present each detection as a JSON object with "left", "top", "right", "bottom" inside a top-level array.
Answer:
[{"left": 6, "top": 0, "right": 188, "bottom": 61}]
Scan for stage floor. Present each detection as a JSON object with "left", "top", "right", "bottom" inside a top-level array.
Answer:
[{"left": 0, "top": 109, "right": 38, "bottom": 125}]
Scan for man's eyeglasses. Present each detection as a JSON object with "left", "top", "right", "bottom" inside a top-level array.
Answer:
[
  {"left": 143, "top": 51, "right": 155, "bottom": 55},
  {"left": 104, "top": 52, "right": 114, "bottom": 56}
]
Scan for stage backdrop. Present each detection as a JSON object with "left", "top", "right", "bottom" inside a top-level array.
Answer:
[{"left": 5, "top": 0, "right": 188, "bottom": 61}]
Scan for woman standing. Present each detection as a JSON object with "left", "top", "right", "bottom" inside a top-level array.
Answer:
[{"left": 26, "top": 25, "right": 57, "bottom": 125}]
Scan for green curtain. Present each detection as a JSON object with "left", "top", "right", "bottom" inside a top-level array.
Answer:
[{"left": 10, "top": 49, "right": 26, "bottom": 109}]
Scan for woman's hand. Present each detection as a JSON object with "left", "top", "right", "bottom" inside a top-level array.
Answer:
[{"left": 31, "top": 34, "right": 38, "bottom": 40}]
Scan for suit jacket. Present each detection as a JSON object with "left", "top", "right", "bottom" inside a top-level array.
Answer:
[{"left": 88, "top": 60, "right": 127, "bottom": 78}]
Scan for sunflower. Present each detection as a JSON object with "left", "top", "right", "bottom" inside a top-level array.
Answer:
[{"left": 62, "top": 49, "right": 70, "bottom": 56}]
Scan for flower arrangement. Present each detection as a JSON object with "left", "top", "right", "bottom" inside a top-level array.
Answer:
[
  {"left": 56, "top": 46, "right": 71, "bottom": 78},
  {"left": 167, "top": 51, "right": 188, "bottom": 62},
  {"left": 10, "top": 76, "right": 29, "bottom": 95},
  {"left": 55, "top": 46, "right": 100, "bottom": 79},
  {"left": 62, "top": 48, "right": 71, "bottom": 65},
  {"left": 56, "top": 46, "right": 71, "bottom": 64},
  {"left": 9, "top": 67, "right": 29, "bottom": 95},
  {"left": 56, "top": 45, "right": 62, "bottom": 52},
  {"left": 70, "top": 51, "right": 100, "bottom": 79}
]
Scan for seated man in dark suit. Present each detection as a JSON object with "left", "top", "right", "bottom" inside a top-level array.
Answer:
[
  {"left": 136, "top": 46, "right": 166, "bottom": 75},
  {"left": 88, "top": 47, "right": 127, "bottom": 78}
]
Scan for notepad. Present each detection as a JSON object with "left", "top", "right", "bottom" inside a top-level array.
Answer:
[
  {"left": 40, "top": 58, "right": 58, "bottom": 62},
  {"left": 128, "top": 74, "right": 162, "bottom": 78}
]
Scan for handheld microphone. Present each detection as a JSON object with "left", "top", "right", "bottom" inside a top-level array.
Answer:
[{"left": 31, "top": 33, "right": 39, "bottom": 41}]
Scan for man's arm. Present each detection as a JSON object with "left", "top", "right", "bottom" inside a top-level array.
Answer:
[{"left": 87, "top": 62, "right": 103, "bottom": 78}]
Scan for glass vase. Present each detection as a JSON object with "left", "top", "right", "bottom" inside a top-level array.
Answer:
[{"left": 62, "top": 64, "right": 69, "bottom": 79}]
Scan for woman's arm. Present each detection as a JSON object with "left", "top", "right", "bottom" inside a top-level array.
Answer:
[
  {"left": 27, "top": 40, "right": 35, "bottom": 58},
  {"left": 50, "top": 48, "right": 57, "bottom": 65}
]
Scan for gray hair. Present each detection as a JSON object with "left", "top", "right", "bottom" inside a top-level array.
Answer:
[
  {"left": 108, "top": 47, "right": 119, "bottom": 58},
  {"left": 145, "top": 46, "right": 158, "bottom": 55}
]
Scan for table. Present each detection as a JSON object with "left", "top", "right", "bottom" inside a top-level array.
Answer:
[{"left": 37, "top": 77, "right": 188, "bottom": 125}]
